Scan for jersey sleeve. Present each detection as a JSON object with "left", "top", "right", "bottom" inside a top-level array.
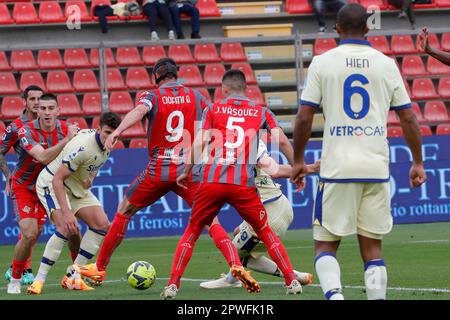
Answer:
[
  {"left": 389, "top": 60, "right": 412, "bottom": 111},
  {"left": 257, "top": 139, "right": 269, "bottom": 162},
  {"left": 0, "top": 123, "right": 18, "bottom": 154},
  {"left": 300, "top": 57, "right": 322, "bottom": 108},
  {"left": 18, "top": 126, "right": 39, "bottom": 152},
  {"left": 201, "top": 106, "right": 213, "bottom": 130},
  {"left": 136, "top": 90, "right": 155, "bottom": 112},
  {"left": 261, "top": 108, "right": 279, "bottom": 131},
  {"left": 61, "top": 144, "right": 88, "bottom": 172}
]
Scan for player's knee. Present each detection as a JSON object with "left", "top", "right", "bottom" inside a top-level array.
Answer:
[
  {"left": 21, "top": 228, "right": 39, "bottom": 244},
  {"left": 118, "top": 199, "right": 139, "bottom": 218}
]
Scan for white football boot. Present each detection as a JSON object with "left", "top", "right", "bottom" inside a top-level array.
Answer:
[{"left": 200, "top": 273, "right": 243, "bottom": 289}]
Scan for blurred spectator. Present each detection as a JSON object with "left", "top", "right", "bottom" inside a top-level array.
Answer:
[
  {"left": 312, "top": 0, "right": 347, "bottom": 33},
  {"left": 93, "top": 1, "right": 141, "bottom": 33},
  {"left": 168, "top": 0, "right": 201, "bottom": 39},
  {"left": 387, "top": 0, "right": 416, "bottom": 29},
  {"left": 142, "top": 0, "right": 176, "bottom": 40}
]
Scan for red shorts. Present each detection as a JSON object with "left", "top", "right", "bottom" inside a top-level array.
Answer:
[
  {"left": 125, "top": 169, "right": 200, "bottom": 208},
  {"left": 189, "top": 183, "right": 269, "bottom": 231},
  {"left": 11, "top": 182, "right": 47, "bottom": 226}
]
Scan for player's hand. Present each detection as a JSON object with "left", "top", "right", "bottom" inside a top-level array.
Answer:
[
  {"left": 67, "top": 125, "right": 80, "bottom": 140},
  {"left": 4, "top": 175, "right": 12, "bottom": 196},
  {"left": 306, "top": 159, "right": 321, "bottom": 174},
  {"left": 418, "top": 27, "right": 430, "bottom": 53},
  {"left": 105, "top": 130, "right": 120, "bottom": 152},
  {"left": 409, "top": 163, "right": 427, "bottom": 188},
  {"left": 290, "top": 162, "right": 308, "bottom": 192},
  {"left": 176, "top": 172, "right": 189, "bottom": 189},
  {"left": 61, "top": 209, "right": 79, "bottom": 235}
]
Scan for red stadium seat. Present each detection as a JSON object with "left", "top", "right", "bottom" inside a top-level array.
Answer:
[
  {"left": 403, "top": 79, "right": 412, "bottom": 97},
  {"left": 64, "top": 1, "right": 92, "bottom": 22},
  {"left": 1, "top": 96, "right": 24, "bottom": 119},
  {"left": 387, "top": 111, "right": 400, "bottom": 125},
  {"left": 178, "top": 65, "right": 203, "bottom": 86},
  {"left": 391, "top": 35, "right": 417, "bottom": 54},
  {"left": 47, "top": 71, "right": 73, "bottom": 93},
  {"left": 126, "top": 67, "right": 153, "bottom": 90},
  {"left": 427, "top": 56, "right": 450, "bottom": 75},
  {"left": 438, "top": 77, "right": 450, "bottom": 99},
  {"left": 142, "top": 46, "right": 166, "bottom": 66},
  {"left": 66, "top": 117, "right": 89, "bottom": 130},
  {"left": 122, "top": 121, "right": 145, "bottom": 139},
  {"left": 412, "top": 78, "right": 439, "bottom": 100},
  {"left": 0, "top": 4, "right": 14, "bottom": 25},
  {"left": 194, "top": 44, "right": 221, "bottom": 63},
  {"left": 114, "top": 140, "right": 125, "bottom": 149},
  {"left": 220, "top": 43, "right": 246, "bottom": 62},
  {"left": 367, "top": 36, "right": 391, "bottom": 54},
  {"left": 314, "top": 38, "right": 337, "bottom": 56},
  {"left": 39, "top": 1, "right": 65, "bottom": 23},
  {"left": 416, "top": 33, "right": 440, "bottom": 52},
  {"left": 11, "top": 50, "right": 38, "bottom": 71},
  {"left": 420, "top": 125, "right": 433, "bottom": 136},
  {"left": 197, "top": 87, "right": 211, "bottom": 102},
  {"left": 168, "top": 45, "right": 195, "bottom": 64},
  {"left": 442, "top": 33, "right": 450, "bottom": 52},
  {"left": 73, "top": 69, "right": 99, "bottom": 92},
  {"left": 387, "top": 126, "right": 403, "bottom": 138},
  {"left": 91, "top": 116, "right": 100, "bottom": 129},
  {"left": 58, "top": 94, "right": 83, "bottom": 116},
  {"left": 129, "top": 138, "right": 148, "bottom": 149},
  {"left": 245, "top": 85, "right": 265, "bottom": 106},
  {"left": 13, "top": 3, "right": 39, "bottom": 24},
  {"left": 435, "top": 0, "right": 450, "bottom": 7},
  {"left": 107, "top": 69, "right": 127, "bottom": 90},
  {"left": 231, "top": 63, "right": 257, "bottom": 84},
  {"left": 38, "top": 49, "right": 64, "bottom": 69},
  {"left": 64, "top": 48, "right": 91, "bottom": 68},
  {"left": 401, "top": 56, "right": 428, "bottom": 77},
  {"left": 90, "top": 48, "right": 117, "bottom": 67},
  {"left": 285, "top": 0, "right": 313, "bottom": 13},
  {"left": 412, "top": 102, "right": 426, "bottom": 123},
  {"left": 0, "top": 73, "right": 20, "bottom": 94},
  {"left": 82, "top": 93, "right": 102, "bottom": 115},
  {"left": 359, "top": 0, "right": 387, "bottom": 9},
  {"left": 214, "top": 87, "right": 225, "bottom": 102},
  {"left": 0, "top": 52, "right": 11, "bottom": 71},
  {"left": 0, "top": 121, "right": 5, "bottom": 134},
  {"left": 424, "top": 101, "right": 448, "bottom": 123},
  {"left": 116, "top": 47, "right": 143, "bottom": 67},
  {"left": 196, "top": 0, "right": 221, "bottom": 17},
  {"left": 20, "top": 72, "right": 45, "bottom": 91},
  {"left": 109, "top": 91, "right": 133, "bottom": 114},
  {"left": 436, "top": 124, "right": 450, "bottom": 135},
  {"left": 204, "top": 63, "right": 225, "bottom": 86}
]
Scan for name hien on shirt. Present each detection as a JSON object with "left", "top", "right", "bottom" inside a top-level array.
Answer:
[{"left": 346, "top": 57, "right": 370, "bottom": 69}]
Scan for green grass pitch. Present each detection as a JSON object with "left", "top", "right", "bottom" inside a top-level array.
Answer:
[{"left": 1, "top": 222, "right": 450, "bottom": 300}]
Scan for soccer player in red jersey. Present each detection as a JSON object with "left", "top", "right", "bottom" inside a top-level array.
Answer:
[
  {"left": 74, "top": 58, "right": 234, "bottom": 284},
  {"left": 6, "top": 94, "right": 79, "bottom": 294},
  {"left": 160, "top": 69, "right": 302, "bottom": 299}
]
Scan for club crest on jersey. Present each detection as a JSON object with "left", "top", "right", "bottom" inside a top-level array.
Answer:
[
  {"left": 22, "top": 205, "right": 31, "bottom": 214},
  {"left": 68, "top": 146, "right": 86, "bottom": 160},
  {"left": 20, "top": 137, "right": 29, "bottom": 146},
  {"left": 18, "top": 127, "right": 26, "bottom": 135},
  {"left": 1, "top": 133, "right": 6, "bottom": 141},
  {"left": 5, "top": 126, "right": 12, "bottom": 134},
  {"left": 259, "top": 210, "right": 265, "bottom": 220}
]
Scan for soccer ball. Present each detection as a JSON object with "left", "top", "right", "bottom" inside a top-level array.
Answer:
[{"left": 126, "top": 261, "right": 156, "bottom": 290}]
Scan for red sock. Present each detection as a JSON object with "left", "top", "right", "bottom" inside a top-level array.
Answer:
[
  {"left": 255, "top": 226, "right": 296, "bottom": 285},
  {"left": 70, "top": 251, "right": 78, "bottom": 263},
  {"left": 209, "top": 224, "right": 241, "bottom": 267},
  {"left": 96, "top": 213, "right": 130, "bottom": 271},
  {"left": 11, "top": 259, "right": 27, "bottom": 280},
  {"left": 168, "top": 224, "right": 201, "bottom": 288}
]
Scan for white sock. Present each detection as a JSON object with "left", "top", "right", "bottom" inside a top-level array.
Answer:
[
  {"left": 314, "top": 252, "right": 344, "bottom": 300},
  {"left": 35, "top": 232, "right": 67, "bottom": 282},
  {"left": 364, "top": 259, "right": 387, "bottom": 300},
  {"left": 74, "top": 228, "right": 106, "bottom": 265},
  {"left": 243, "top": 255, "right": 280, "bottom": 276}
]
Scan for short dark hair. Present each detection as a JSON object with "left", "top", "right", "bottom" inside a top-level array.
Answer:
[
  {"left": 336, "top": 3, "right": 368, "bottom": 35},
  {"left": 222, "top": 69, "right": 247, "bottom": 92},
  {"left": 152, "top": 58, "right": 178, "bottom": 84},
  {"left": 39, "top": 93, "right": 58, "bottom": 103},
  {"left": 23, "top": 85, "right": 44, "bottom": 99},
  {"left": 99, "top": 112, "right": 121, "bottom": 130}
]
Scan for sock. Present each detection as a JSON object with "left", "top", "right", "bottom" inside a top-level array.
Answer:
[
  {"left": 243, "top": 255, "right": 279, "bottom": 276},
  {"left": 364, "top": 259, "right": 387, "bottom": 300},
  {"left": 96, "top": 213, "right": 130, "bottom": 271},
  {"left": 226, "top": 271, "right": 237, "bottom": 283},
  {"left": 11, "top": 259, "right": 27, "bottom": 280},
  {"left": 34, "top": 232, "right": 67, "bottom": 283},
  {"left": 74, "top": 228, "right": 107, "bottom": 265},
  {"left": 209, "top": 224, "right": 241, "bottom": 267},
  {"left": 168, "top": 224, "right": 201, "bottom": 288},
  {"left": 314, "top": 252, "right": 344, "bottom": 300}
]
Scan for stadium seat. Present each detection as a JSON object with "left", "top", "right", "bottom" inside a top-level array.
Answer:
[
  {"left": 0, "top": 73, "right": 20, "bottom": 94},
  {"left": 114, "top": 140, "right": 125, "bottom": 149},
  {"left": 129, "top": 138, "right": 148, "bottom": 149},
  {"left": 10, "top": 50, "right": 38, "bottom": 71},
  {"left": 20, "top": 72, "right": 45, "bottom": 91},
  {"left": 196, "top": 0, "right": 221, "bottom": 17},
  {"left": 436, "top": 123, "right": 450, "bottom": 135},
  {"left": 387, "top": 111, "right": 400, "bottom": 125},
  {"left": 438, "top": 77, "right": 450, "bottom": 99},
  {"left": 359, "top": 0, "right": 387, "bottom": 9},
  {"left": 0, "top": 4, "right": 14, "bottom": 25},
  {"left": 401, "top": 56, "right": 428, "bottom": 77},
  {"left": 91, "top": 116, "right": 101, "bottom": 129},
  {"left": 0, "top": 52, "right": 11, "bottom": 71},
  {"left": 285, "top": 0, "right": 313, "bottom": 13},
  {"left": 39, "top": 1, "right": 65, "bottom": 23},
  {"left": 126, "top": 67, "right": 153, "bottom": 90},
  {"left": 109, "top": 91, "right": 133, "bottom": 114},
  {"left": 90, "top": 48, "right": 118, "bottom": 67},
  {"left": 194, "top": 44, "right": 221, "bottom": 63},
  {"left": 65, "top": 1, "right": 92, "bottom": 22},
  {"left": 416, "top": 33, "right": 440, "bottom": 52},
  {"left": 82, "top": 92, "right": 102, "bottom": 115},
  {"left": 13, "top": 3, "right": 40, "bottom": 24},
  {"left": 214, "top": 87, "right": 225, "bottom": 102},
  {"left": 314, "top": 38, "right": 337, "bottom": 56},
  {"left": 204, "top": 63, "right": 226, "bottom": 86},
  {"left": 178, "top": 65, "right": 203, "bottom": 86},
  {"left": 420, "top": 125, "right": 433, "bottom": 136},
  {"left": 66, "top": 117, "right": 89, "bottom": 130},
  {"left": 245, "top": 85, "right": 265, "bottom": 106},
  {"left": 116, "top": 47, "right": 143, "bottom": 67},
  {"left": 142, "top": 46, "right": 166, "bottom": 66},
  {"left": 64, "top": 48, "right": 91, "bottom": 68},
  {"left": 107, "top": 69, "right": 127, "bottom": 91},
  {"left": 37, "top": 49, "right": 64, "bottom": 70},
  {"left": 412, "top": 78, "right": 439, "bottom": 100},
  {"left": 436, "top": 0, "right": 450, "bottom": 7},
  {"left": 220, "top": 43, "right": 246, "bottom": 62},
  {"left": 412, "top": 102, "right": 426, "bottom": 123},
  {"left": 57, "top": 94, "right": 82, "bottom": 116},
  {"left": 424, "top": 101, "right": 449, "bottom": 123},
  {"left": 197, "top": 87, "right": 211, "bottom": 102},
  {"left": 387, "top": 126, "right": 403, "bottom": 138},
  {"left": 367, "top": 36, "right": 391, "bottom": 55},
  {"left": 1, "top": 96, "right": 23, "bottom": 119},
  {"left": 391, "top": 35, "right": 417, "bottom": 54},
  {"left": 231, "top": 63, "right": 257, "bottom": 84},
  {"left": 168, "top": 45, "right": 195, "bottom": 64},
  {"left": 46, "top": 71, "right": 73, "bottom": 93},
  {"left": 442, "top": 33, "right": 450, "bottom": 52},
  {"left": 122, "top": 121, "right": 146, "bottom": 139},
  {"left": 403, "top": 79, "right": 412, "bottom": 97},
  {"left": 73, "top": 69, "right": 99, "bottom": 92},
  {"left": 427, "top": 56, "right": 450, "bottom": 75}
]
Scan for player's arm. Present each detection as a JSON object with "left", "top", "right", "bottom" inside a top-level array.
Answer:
[
  {"left": 269, "top": 127, "right": 294, "bottom": 165},
  {"left": 419, "top": 27, "right": 450, "bottom": 66},
  {"left": 258, "top": 153, "right": 319, "bottom": 179},
  {"left": 0, "top": 125, "right": 18, "bottom": 194},
  {"left": 52, "top": 164, "right": 78, "bottom": 234}
]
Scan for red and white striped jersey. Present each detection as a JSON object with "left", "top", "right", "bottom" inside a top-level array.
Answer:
[{"left": 0, "top": 113, "right": 30, "bottom": 155}]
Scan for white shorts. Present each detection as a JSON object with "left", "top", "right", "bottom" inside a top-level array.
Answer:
[
  {"left": 233, "top": 194, "right": 293, "bottom": 257},
  {"left": 313, "top": 179, "right": 392, "bottom": 241}
]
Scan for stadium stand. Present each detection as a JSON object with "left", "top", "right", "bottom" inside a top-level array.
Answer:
[
  {"left": 64, "top": 48, "right": 92, "bottom": 68},
  {"left": 1, "top": 96, "right": 23, "bottom": 119},
  {"left": 0, "top": 51, "right": 11, "bottom": 71},
  {"left": 142, "top": 46, "right": 166, "bottom": 66},
  {"left": 38, "top": 49, "right": 65, "bottom": 70},
  {"left": 82, "top": 92, "right": 102, "bottom": 116},
  {"left": 220, "top": 43, "right": 246, "bottom": 62},
  {"left": 20, "top": 71, "right": 45, "bottom": 91},
  {"left": 66, "top": 116, "right": 89, "bottom": 130},
  {"left": 39, "top": 1, "right": 66, "bottom": 23},
  {"left": 0, "top": 73, "right": 20, "bottom": 94},
  {"left": 57, "top": 94, "right": 83, "bottom": 116},
  {"left": 126, "top": 67, "right": 153, "bottom": 90},
  {"left": 73, "top": 69, "right": 99, "bottom": 92},
  {"left": 204, "top": 63, "right": 226, "bottom": 86},
  {"left": 129, "top": 138, "right": 148, "bottom": 149},
  {"left": 11, "top": 50, "right": 38, "bottom": 71},
  {"left": 46, "top": 71, "right": 74, "bottom": 93}
]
